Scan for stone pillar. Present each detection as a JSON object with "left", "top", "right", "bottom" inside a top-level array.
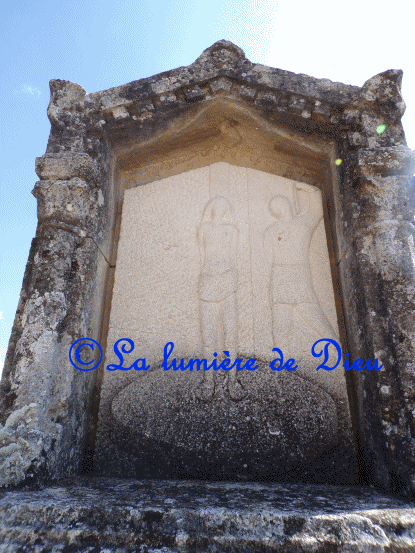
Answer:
[
  {"left": 0, "top": 82, "right": 110, "bottom": 486},
  {"left": 337, "top": 70, "right": 415, "bottom": 497}
]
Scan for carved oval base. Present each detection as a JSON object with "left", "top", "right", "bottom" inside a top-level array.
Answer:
[{"left": 109, "top": 360, "right": 339, "bottom": 479}]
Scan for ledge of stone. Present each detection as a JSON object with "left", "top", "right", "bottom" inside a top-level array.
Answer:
[
  {"left": 35, "top": 153, "right": 99, "bottom": 184},
  {"left": 85, "top": 40, "right": 361, "bottom": 115},
  {"left": 46, "top": 40, "right": 407, "bottom": 141},
  {"left": 0, "top": 477, "right": 414, "bottom": 552}
]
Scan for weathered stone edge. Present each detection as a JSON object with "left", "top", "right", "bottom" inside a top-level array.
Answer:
[
  {"left": 1, "top": 479, "right": 415, "bottom": 551},
  {"left": 0, "top": 501, "right": 414, "bottom": 551},
  {"left": 44, "top": 39, "right": 405, "bottom": 138}
]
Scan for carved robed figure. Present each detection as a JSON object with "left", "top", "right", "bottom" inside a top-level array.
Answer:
[
  {"left": 264, "top": 183, "right": 338, "bottom": 357},
  {"left": 197, "top": 197, "right": 245, "bottom": 400}
]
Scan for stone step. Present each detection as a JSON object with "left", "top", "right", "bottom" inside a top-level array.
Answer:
[{"left": 0, "top": 477, "right": 414, "bottom": 552}]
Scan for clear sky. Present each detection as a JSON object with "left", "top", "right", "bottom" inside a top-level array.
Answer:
[{"left": 1, "top": 0, "right": 414, "bottom": 376}]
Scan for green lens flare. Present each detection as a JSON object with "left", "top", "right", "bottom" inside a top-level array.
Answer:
[
  {"left": 376, "top": 124, "right": 386, "bottom": 134},
  {"left": 335, "top": 159, "right": 342, "bottom": 166}
]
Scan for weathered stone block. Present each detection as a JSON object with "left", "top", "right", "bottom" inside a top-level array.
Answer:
[
  {"left": 210, "top": 78, "right": 233, "bottom": 93},
  {"left": 239, "top": 85, "right": 256, "bottom": 98},
  {"left": 184, "top": 85, "right": 205, "bottom": 101},
  {"left": 312, "top": 100, "right": 331, "bottom": 121},
  {"left": 32, "top": 178, "right": 101, "bottom": 230},
  {"left": 357, "top": 146, "right": 415, "bottom": 177},
  {"left": 35, "top": 153, "right": 99, "bottom": 184},
  {"left": 288, "top": 95, "right": 306, "bottom": 113},
  {"left": 258, "top": 91, "right": 281, "bottom": 104},
  {"left": 360, "top": 69, "right": 406, "bottom": 118},
  {"left": 349, "top": 175, "right": 415, "bottom": 230}
]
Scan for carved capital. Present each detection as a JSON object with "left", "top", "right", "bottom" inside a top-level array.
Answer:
[
  {"left": 35, "top": 153, "right": 99, "bottom": 184},
  {"left": 32, "top": 178, "right": 101, "bottom": 230}
]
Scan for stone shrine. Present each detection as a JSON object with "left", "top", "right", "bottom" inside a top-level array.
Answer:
[{"left": 1, "top": 40, "right": 415, "bottom": 551}]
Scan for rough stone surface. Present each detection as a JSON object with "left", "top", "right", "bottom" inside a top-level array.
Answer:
[
  {"left": 0, "top": 478, "right": 414, "bottom": 552},
  {"left": 109, "top": 361, "right": 342, "bottom": 480},
  {"left": 35, "top": 153, "right": 99, "bottom": 183},
  {"left": 1, "top": 39, "right": 414, "bottom": 501}
]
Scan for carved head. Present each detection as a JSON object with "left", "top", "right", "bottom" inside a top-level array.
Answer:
[
  {"left": 269, "top": 196, "right": 292, "bottom": 220},
  {"left": 203, "top": 197, "right": 233, "bottom": 223}
]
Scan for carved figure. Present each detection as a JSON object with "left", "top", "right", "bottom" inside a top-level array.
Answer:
[
  {"left": 264, "top": 184, "right": 337, "bottom": 357},
  {"left": 196, "top": 197, "right": 245, "bottom": 401}
]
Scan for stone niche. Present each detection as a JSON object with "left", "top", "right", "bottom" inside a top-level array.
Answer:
[
  {"left": 95, "top": 162, "right": 356, "bottom": 481},
  {"left": 1, "top": 40, "right": 415, "bottom": 499}
]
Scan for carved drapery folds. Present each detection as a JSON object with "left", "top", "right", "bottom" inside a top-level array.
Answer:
[{"left": 1, "top": 40, "right": 414, "bottom": 496}]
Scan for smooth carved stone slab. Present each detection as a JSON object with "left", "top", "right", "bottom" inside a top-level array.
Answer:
[
  {"left": 110, "top": 361, "right": 338, "bottom": 477},
  {"left": 107, "top": 163, "right": 341, "bottom": 366}
]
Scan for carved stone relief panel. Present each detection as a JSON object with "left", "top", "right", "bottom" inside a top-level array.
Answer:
[
  {"left": 108, "top": 163, "right": 340, "bottom": 363},
  {"left": 95, "top": 162, "right": 355, "bottom": 480}
]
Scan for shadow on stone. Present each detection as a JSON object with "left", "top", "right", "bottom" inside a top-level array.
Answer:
[{"left": 109, "top": 360, "right": 344, "bottom": 481}]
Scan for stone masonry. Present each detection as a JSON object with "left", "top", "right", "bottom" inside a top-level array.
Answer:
[{"left": 0, "top": 41, "right": 414, "bottom": 502}]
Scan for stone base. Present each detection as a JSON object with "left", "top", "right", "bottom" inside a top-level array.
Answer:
[
  {"left": 96, "top": 360, "right": 358, "bottom": 484},
  {"left": 0, "top": 477, "right": 414, "bottom": 552}
]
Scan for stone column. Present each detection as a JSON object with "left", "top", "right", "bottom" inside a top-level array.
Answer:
[
  {"left": 0, "top": 81, "right": 111, "bottom": 486},
  {"left": 338, "top": 70, "right": 415, "bottom": 497}
]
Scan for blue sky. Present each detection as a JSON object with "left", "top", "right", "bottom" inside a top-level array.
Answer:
[{"left": 1, "top": 0, "right": 414, "bottom": 376}]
